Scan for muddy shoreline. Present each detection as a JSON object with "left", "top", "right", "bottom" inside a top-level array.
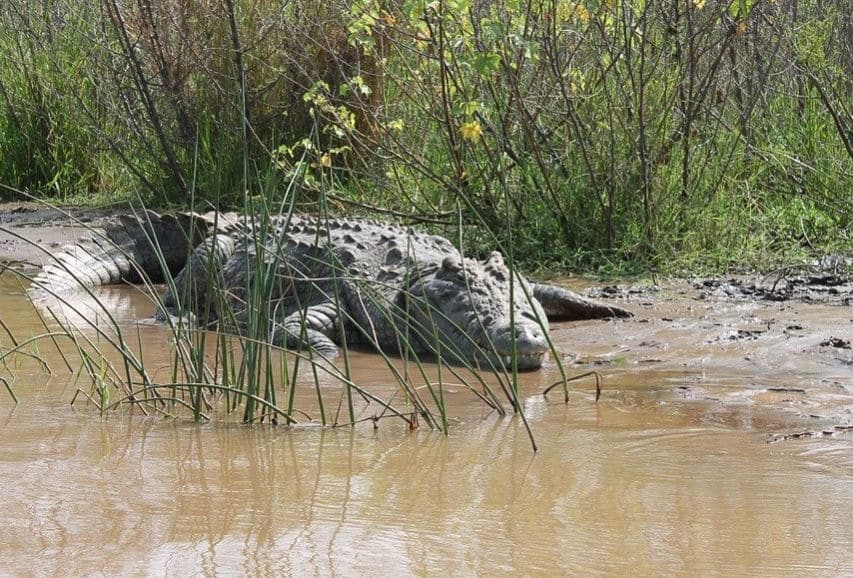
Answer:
[
  {"left": 1, "top": 202, "right": 851, "bottom": 434},
  {"left": 0, "top": 201, "right": 133, "bottom": 269}
]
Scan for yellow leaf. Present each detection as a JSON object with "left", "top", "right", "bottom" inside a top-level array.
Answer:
[
  {"left": 459, "top": 121, "right": 483, "bottom": 142},
  {"left": 556, "top": 1, "right": 590, "bottom": 24}
]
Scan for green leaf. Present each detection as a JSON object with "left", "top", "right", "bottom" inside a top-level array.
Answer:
[
  {"left": 729, "top": 0, "right": 756, "bottom": 20},
  {"left": 473, "top": 53, "right": 501, "bottom": 75}
]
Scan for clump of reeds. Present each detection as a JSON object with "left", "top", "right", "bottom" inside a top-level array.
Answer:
[{"left": 4, "top": 185, "right": 589, "bottom": 450}]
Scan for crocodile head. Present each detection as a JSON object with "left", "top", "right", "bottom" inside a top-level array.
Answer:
[{"left": 404, "top": 251, "right": 550, "bottom": 371}]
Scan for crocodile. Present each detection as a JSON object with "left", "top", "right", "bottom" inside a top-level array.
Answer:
[{"left": 29, "top": 211, "right": 631, "bottom": 370}]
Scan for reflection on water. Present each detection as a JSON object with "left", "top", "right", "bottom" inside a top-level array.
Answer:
[
  {"left": 3, "top": 402, "right": 851, "bottom": 576},
  {"left": 1, "top": 273, "right": 852, "bottom": 576}
]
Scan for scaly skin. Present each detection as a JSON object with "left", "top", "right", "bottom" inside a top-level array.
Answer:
[{"left": 30, "top": 212, "right": 632, "bottom": 370}]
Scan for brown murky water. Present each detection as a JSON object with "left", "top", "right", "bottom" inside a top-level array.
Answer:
[{"left": 1, "top": 270, "right": 852, "bottom": 576}]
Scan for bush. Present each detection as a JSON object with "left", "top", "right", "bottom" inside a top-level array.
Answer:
[{"left": 0, "top": 0, "right": 850, "bottom": 271}]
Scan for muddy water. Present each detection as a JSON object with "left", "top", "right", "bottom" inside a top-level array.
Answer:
[{"left": 1, "top": 273, "right": 852, "bottom": 576}]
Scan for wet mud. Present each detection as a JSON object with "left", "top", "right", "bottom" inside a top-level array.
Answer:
[
  {"left": 575, "top": 273, "right": 852, "bottom": 436},
  {"left": 0, "top": 201, "right": 126, "bottom": 269}
]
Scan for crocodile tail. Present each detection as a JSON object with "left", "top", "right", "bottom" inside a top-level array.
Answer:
[
  {"left": 532, "top": 283, "right": 633, "bottom": 320},
  {"left": 28, "top": 210, "right": 211, "bottom": 298}
]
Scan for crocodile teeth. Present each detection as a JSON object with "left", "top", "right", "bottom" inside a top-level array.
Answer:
[{"left": 501, "top": 353, "right": 545, "bottom": 364}]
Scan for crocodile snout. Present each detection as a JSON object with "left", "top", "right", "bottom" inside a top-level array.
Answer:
[
  {"left": 488, "top": 321, "right": 549, "bottom": 370},
  {"left": 499, "top": 322, "right": 547, "bottom": 352}
]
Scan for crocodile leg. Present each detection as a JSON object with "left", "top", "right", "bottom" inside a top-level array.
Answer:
[
  {"left": 532, "top": 283, "right": 633, "bottom": 320},
  {"left": 158, "top": 233, "right": 236, "bottom": 323},
  {"left": 274, "top": 302, "right": 341, "bottom": 357}
]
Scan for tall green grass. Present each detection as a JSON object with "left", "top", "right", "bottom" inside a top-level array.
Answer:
[{"left": 5, "top": 179, "right": 586, "bottom": 448}]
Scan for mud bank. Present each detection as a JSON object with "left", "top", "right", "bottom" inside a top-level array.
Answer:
[
  {"left": 571, "top": 271, "right": 852, "bottom": 435},
  {"left": 0, "top": 202, "right": 131, "bottom": 269}
]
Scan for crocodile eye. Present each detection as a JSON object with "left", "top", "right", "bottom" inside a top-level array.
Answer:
[
  {"left": 441, "top": 255, "right": 463, "bottom": 273},
  {"left": 486, "top": 251, "right": 504, "bottom": 266}
]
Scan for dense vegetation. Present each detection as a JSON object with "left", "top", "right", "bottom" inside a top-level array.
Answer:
[{"left": 0, "top": 0, "right": 850, "bottom": 272}]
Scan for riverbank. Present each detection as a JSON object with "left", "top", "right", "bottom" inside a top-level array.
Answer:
[{"left": 0, "top": 201, "right": 127, "bottom": 269}]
